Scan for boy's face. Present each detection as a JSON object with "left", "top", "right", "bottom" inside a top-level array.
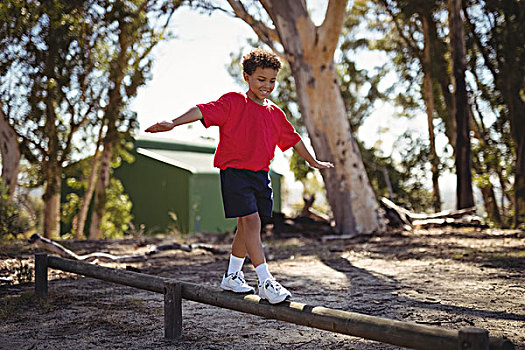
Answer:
[{"left": 243, "top": 67, "right": 278, "bottom": 104}]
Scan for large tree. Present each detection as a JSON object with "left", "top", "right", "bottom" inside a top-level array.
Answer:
[
  {"left": 1, "top": 0, "right": 180, "bottom": 239},
  {"left": 463, "top": 0, "right": 525, "bottom": 227},
  {"left": 0, "top": 0, "right": 102, "bottom": 238},
  {"left": 226, "top": 0, "right": 384, "bottom": 235},
  {"left": 88, "top": 0, "right": 181, "bottom": 239},
  {"left": 448, "top": 0, "right": 475, "bottom": 210},
  {"left": 377, "top": 0, "right": 445, "bottom": 211}
]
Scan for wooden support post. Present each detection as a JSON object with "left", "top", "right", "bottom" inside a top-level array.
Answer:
[
  {"left": 458, "top": 328, "right": 489, "bottom": 350},
  {"left": 34, "top": 253, "right": 48, "bottom": 298},
  {"left": 164, "top": 281, "right": 182, "bottom": 340}
]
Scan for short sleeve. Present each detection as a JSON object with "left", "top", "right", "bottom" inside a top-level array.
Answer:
[
  {"left": 197, "top": 93, "right": 232, "bottom": 128},
  {"left": 277, "top": 117, "right": 301, "bottom": 152}
]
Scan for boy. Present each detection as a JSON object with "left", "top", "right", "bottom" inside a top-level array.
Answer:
[{"left": 146, "top": 48, "right": 333, "bottom": 304}]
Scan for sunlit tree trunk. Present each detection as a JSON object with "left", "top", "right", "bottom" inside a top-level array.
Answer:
[
  {"left": 0, "top": 106, "right": 19, "bottom": 200},
  {"left": 88, "top": 12, "right": 130, "bottom": 239},
  {"left": 89, "top": 135, "right": 114, "bottom": 239},
  {"left": 448, "top": 0, "right": 474, "bottom": 210},
  {"left": 74, "top": 132, "right": 103, "bottom": 239}
]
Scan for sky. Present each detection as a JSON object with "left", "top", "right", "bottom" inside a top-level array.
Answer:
[
  {"left": 131, "top": 5, "right": 428, "bottom": 149},
  {"left": 129, "top": 3, "right": 458, "bottom": 210}
]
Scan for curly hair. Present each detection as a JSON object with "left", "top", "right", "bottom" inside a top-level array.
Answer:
[{"left": 242, "top": 48, "right": 281, "bottom": 75}]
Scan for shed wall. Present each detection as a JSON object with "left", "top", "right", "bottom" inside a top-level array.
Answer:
[{"left": 115, "top": 154, "right": 191, "bottom": 234}]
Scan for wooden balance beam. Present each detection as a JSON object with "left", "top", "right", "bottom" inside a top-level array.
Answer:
[{"left": 34, "top": 254, "right": 514, "bottom": 350}]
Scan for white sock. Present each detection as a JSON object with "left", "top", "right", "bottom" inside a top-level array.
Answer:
[
  {"left": 227, "top": 254, "right": 245, "bottom": 275},
  {"left": 255, "top": 263, "right": 273, "bottom": 285}
]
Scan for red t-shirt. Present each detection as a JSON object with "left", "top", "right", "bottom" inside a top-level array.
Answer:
[{"left": 197, "top": 92, "right": 301, "bottom": 171}]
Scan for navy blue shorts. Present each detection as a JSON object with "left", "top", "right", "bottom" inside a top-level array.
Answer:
[{"left": 220, "top": 168, "right": 273, "bottom": 218}]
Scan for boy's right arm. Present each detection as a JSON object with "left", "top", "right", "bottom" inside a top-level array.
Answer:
[{"left": 145, "top": 106, "right": 203, "bottom": 133}]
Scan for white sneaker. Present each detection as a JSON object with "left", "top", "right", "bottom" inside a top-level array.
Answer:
[
  {"left": 258, "top": 278, "right": 291, "bottom": 304},
  {"left": 220, "top": 271, "right": 255, "bottom": 294}
]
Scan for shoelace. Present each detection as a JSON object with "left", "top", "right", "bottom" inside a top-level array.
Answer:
[
  {"left": 265, "top": 279, "right": 281, "bottom": 292},
  {"left": 231, "top": 273, "right": 246, "bottom": 284}
]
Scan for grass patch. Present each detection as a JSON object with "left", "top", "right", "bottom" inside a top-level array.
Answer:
[{"left": 0, "top": 290, "right": 55, "bottom": 319}]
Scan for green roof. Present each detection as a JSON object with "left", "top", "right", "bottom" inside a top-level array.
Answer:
[
  {"left": 135, "top": 136, "right": 216, "bottom": 154},
  {"left": 137, "top": 148, "right": 217, "bottom": 174},
  {"left": 135, "top": 136, "right": 283, "bottom": 176}
]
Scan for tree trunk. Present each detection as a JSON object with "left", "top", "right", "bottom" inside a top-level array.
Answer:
[
  {"left": 479, "top": 184, "right": 502, "bottom": 226},
  {"left": 462, "top": 0, "right": 525, "bottom": 228},
  {"left": 472, "top": 153, "right": 502, "bottom": 226},
  {"left": 88, "top": 14, "right": 130, "bottom": 239},
  {"left": 88, "top": 135, "right": 114, "bottom": 240},
  {"left": 74, "top": 126, "right": 104, "bottom": 239},
  {"left": 294, "top": 63, "right": 383, "bottom": 234},
  {"left": 421, "top": 14, "right": 441, "bottom": 213},
  {"left": 0, "top": 106, "right": 20, "bottom": 199},
  {"left": 263, "top": 0, "right": 384, "bottom": 235},
  {"left": 421, "top": 13, "right": 457, "bottom": 150},
  {"left": 448, "top": 0, "right": 474, "bottom": 210},
  {"left": 506, "top": 85, "right": 525, "bottom": 228},
  {"left": 75, "top": 152, "right": 101, "bottom": 239},
  {"left": 42, "top": 171, "right": 61, "bottom": 239}
]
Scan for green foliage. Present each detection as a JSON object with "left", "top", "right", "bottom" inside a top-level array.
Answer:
[
  {"left": 100, "top": 178, "right": 133, "bottom": 239},
  {"left": 359, "top": 135, "right": 435, "bottom": 213},
  {"left": 0, "top": 180, "right": 30, "bottom": 240},
  {"left": 61, "top": 139, "right": 135, "bottom": 239},
  {"left": 1, "top": 0, "right": 182, "bottom": 237},
  {"left": 289, "top": 151, "right": 312, "bottom": 184}
]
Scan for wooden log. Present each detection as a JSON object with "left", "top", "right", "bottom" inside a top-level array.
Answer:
[
  {"left": 380, "top": 197, "right": 413, "bottom": 229},
  {"left": 410, "top": 207, "right": 477, "bottom": 220},
  {"left": 47, "top": 255, "right": 164, "bottom": 293},
  {"left": 181, "top": 286, "right": 458, "bottom": 350},
  {"left": 164, "top": 281, "right": 182, "bottom": 340},
  {"left": 43, "top": 256, "right": 515, "bottom": 350},
  {"left": 34, "top": 253, "right": 48, "bottom": 298},
  {"left": 458, "top": 328, "right": 489, "bottom": 350}
]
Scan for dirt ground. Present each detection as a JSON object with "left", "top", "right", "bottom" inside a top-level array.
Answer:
[{"left": 0, "top": 227, "right": 524, "bottom": 350}]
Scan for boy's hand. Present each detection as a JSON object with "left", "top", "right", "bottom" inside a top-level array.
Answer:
[
  {"left": 145, "top": 121, "right": 175, "bottom": 133},
  {"left": 309, "top": 160, "right": 334, "bottom": 169}
]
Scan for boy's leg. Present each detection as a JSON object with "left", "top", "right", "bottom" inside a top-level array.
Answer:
[
  {"left": 227, "top": 221, "right": 246, "bottom": 275},
  {"left": 220, "top": 216, "right": 256, "bottom": 294},
  {"left": 231, "top": 218, "right": 247, "bottom": 259},
  {"left": 236, "top": 212, "right": 264, "bottom": 267},
  {"left": 237, "top": 212, "right": 291, "bottom": 304},
  {"left": 235, "top": 213, "right": 272, "bottom": 280}
]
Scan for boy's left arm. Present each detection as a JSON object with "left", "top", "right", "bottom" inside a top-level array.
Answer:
[{"left": 293, "top": 140, "right": 334, "bottom": 169}]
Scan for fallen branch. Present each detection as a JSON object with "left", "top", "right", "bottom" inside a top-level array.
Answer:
[
  {"left": 147, "top": 242, "right": 227, "bottom": 255},
  {"left": 379, "top": 197, "right": 484, "bottom": 229},
  {"left": 29, "top": 234, "right": 147, "bottom": 263},
  {"left": 411, "top": 215, "right": 486, "bottom": 228},
  {"left": 29, "top": 233, "right": 227, "bottom": 263}
]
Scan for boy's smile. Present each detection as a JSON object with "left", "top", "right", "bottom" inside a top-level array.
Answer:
[{"left": 243, "top": 67, "right": 278, "bottom": 105}]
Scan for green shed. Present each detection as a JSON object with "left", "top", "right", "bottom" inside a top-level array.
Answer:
[{"left": 115, "top": 136, "right": 283, "bottom": 234}]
